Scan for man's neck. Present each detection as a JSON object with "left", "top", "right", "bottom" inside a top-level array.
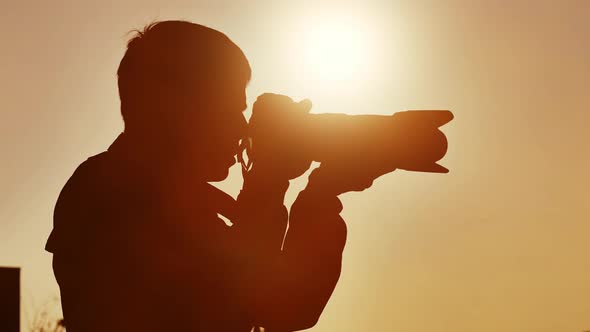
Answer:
[{"left": 108, "top": 132, "right": 209, "bottom": 184}]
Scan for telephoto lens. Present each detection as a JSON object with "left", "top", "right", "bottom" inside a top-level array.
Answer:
[
  {"left": 296, "top": 110, "right": 452, "bottom": 173},
  {"left": 242, "top": 93, "right": 453, "bottom": 175}
]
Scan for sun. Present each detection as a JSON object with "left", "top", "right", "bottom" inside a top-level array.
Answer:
[
  {"left": 303, "top": 21, "right": 368, "bottom": 81},
  {"left": 299, "top": 18, "right": 375, "bottom": 85},
  {"left": 279, "top": 12, "right": 382, "bottom": 101}
]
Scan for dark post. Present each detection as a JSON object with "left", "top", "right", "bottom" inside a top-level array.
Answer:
[{"left": 0, "top": 267, "right": 20, "bottom": 332}]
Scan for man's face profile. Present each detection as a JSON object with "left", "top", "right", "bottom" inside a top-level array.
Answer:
[
  {"left": 116, "top": 21, "right": 251, "bottom": 182},
  {"left": 183, "top": 81, "right": 248, "bottom": 182}
]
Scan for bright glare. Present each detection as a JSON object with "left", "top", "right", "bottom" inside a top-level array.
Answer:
[
  {"left": 301, "top": 19, "right": 373, "bottom": 84},
  {"left": 280, "top": 13, "right": 384, "bottom": 108}
]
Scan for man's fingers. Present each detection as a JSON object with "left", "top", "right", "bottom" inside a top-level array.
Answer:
[{"left": 298, "top": 99, "right": 313, "bottom": 113}]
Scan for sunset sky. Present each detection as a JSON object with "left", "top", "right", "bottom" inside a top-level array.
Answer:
[{"left": 1, "top": 0, "right": 589, "bottom": 331}]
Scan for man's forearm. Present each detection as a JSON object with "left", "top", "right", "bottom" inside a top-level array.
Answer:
[
  {"left": 239, "top": 169, "right": 290, "bottom": 207},
  {"left": 235, "top": 169, "right": 290, "bottom": 252},
  {"left": 243, "top": 178, "right": 348, "bottom": 330}
]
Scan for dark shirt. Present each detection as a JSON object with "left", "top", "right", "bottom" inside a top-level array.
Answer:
[{"left": 46, "top": 134, "right": 347, "bottom": 331}]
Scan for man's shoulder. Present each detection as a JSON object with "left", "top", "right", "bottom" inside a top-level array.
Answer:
[
  {"left": 45, "top": 151, "right": 121, "bottom": 254},
  {"left": 60, "top": 152, "right": 113, "bottom": 201},
  {"left": 72, "top": 151, "right": 110, "bottom": 178}
]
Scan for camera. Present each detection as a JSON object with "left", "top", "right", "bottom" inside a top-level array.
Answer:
[{"left": 239, "top": 93, "right": 453, "bottom": 175}]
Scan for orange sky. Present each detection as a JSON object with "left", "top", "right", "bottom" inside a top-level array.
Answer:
[{"left": 1, "top": 1, "right": 589, "bottom": 331}]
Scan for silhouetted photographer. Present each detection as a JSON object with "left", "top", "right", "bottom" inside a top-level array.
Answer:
[{"left": 46, "top": 20, "right": 451, "bottom": 332}]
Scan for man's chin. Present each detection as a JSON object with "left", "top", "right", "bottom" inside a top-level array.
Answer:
[
  {"left": 201, "top": 156, "right": 236, "bottom": 182},
  {"left": 206, "top": 162, "right": 234, "bottom": 182}
]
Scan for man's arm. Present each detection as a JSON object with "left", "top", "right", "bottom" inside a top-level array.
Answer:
[{"left": 233, "top": 168, "right": 346, "bottom": 331}]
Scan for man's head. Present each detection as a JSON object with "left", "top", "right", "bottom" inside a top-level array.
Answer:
[{"left": 117, "top": 21, "right": 251, "bottom": 181}]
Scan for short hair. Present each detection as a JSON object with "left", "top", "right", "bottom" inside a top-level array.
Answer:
[{"left": 117, "top": 21, "right": 251, "bottom": 129}]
